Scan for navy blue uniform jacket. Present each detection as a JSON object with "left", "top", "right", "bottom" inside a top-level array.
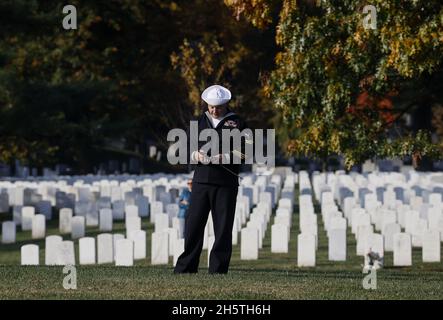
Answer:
[{"left": 187, "top": 109, "right": 250, "bottom": 186}]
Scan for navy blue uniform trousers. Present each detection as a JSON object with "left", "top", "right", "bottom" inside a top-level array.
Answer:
[{"left": 174, "top": 182, "right": 238, "bottom": 274}]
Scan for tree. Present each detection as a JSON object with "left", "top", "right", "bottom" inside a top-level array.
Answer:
[
  {"left": 0, "top": 0, "right": 196, "bottom": 172},
  {"left": 0, "top": 0, "right": 277, "bottom": 173},
  {"left": 170, "top": 0, "right": 277, "bottom": 129},
  {"left": 226, "top": 0, "right": 443, "bottom": 168}
]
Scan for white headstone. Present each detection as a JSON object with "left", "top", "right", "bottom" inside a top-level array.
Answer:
[
  {"left": 397, "top": 204, "right": 408, "bottom": 228},
  {"left": 364, "top": 233, "right": 384, "bottom": 267},
  {"left": 297, "top": 233, "right": 316, "bottom": 267},
  {"left": 274, "top": 214, "right": 291, "bottom": 231},
  {"left": 271, "top": 224, "right": 289, "bottom": 253},
  {"left": 165, "top": 228, "right": 179, "bottom": 257},
  {"left": 351, "top": 209, "right": 366, "bottom": 234},
  {"left": 166, "top": 204, "right": 179, "bottom": 225},
  {"left": 329, "top": 217, "right": 347, "bottom": 236},
  {"left": 405, "top": 210, "right": 420, "bottom": 234},
  {"left": 232, "top": 225, "right": 239, "bottom": 245},
  {"left": 383, "top": 190, "right": 396, "bottom": 209},
  {"left": 380, "top": 211, "right": 397, "bottom": 234},
  {"left": 130, "top": 230, "right": 147, "bottom": 260},
  {"left": 86, "top": 210, "right": 99, "bottom": 227},
  {"left": 45, "top": 235, "right": 62, "bottom": 265},
  {"left": 1, "top": 221, "right": 16, "bottom": 244},
  {"left": 97, "top": 233, "right": 114, "bottom": 264},
  {"left": 111, "top": 186, "right": 122, "bottom": 202},
  {"left": 240, "top": 227, "right": 259, "bottom": 260},
  {"left": 99, "top": 208, "right": 113, "bottom": 232},
  {"left": 328, "top": 228, "right": 346, "bottom": 261},
  {"left": 71, "top": 216, "right": 85, "bottom": 240},
  {"left": 125, "top": 204, "right": 139, "bottom": 218},
  {"left": 207, "top": 235, "right": 215, "bottom": 267},
  {"left": 125, "top": 216, "right": 141, "bottom": 238},
  {"left": 21, "top": 244, "right": 39, "bottom": 265},
  {"left": 115, "top": 239, "right": 134, "bottom": 266},
  {"left": 155, "top": 213, "right": 170, "bottom": 233},
  {"left": 422, "top": 231, "right": 440, "bottom": 262},
  {"left": 150, "top": 201, "right": 163, "bottom": 223},
  {"left": 247, "top": 220, "right": 263, "bottom": 249},
  {"left": 438, "top": 217, "right": 443, "bottom": 242},
  {"left": 428, "top": 207, "right": 442, "bottom": 231},
  {"left": 278, "top": 198, "right": 292, "bottom": 211},
  {"left": 393, "top": 233, "right": 412, "bottom": 266},
  {"left": 151, "top": 231, "right": 169, "bottom": 265},
  {"left": 59, "top": 208, "right": 73, "bottom": 234},
  {"left": 356, "top": 225, "right": 374, "bottom": 256},
  {"left": 79, "top": 237, "right": 96, "bottom": 265},
  {"left": 58, "top": 240, "right": 76, "bottom": 265},
  {"left": 112, "top": 200, "right": 125, "bottom": 220},
  {"left": 113, "top": 234, "right": 125, "bottom": 260},
  {"left": 21, "top": 206, "right": 35, "bottom": 231},
  {"left": 383, "top": 223, "right": 401, "bottom": 252},
  {"left": 412, "top": 219, "right": 428, "bottom": 247},
  {"left": 31, "top": 214, "right": 46, "bottom": 239},
  {"left": 429, "top": 193, "right": 442, "bottom": 207},
  {"left": 173, "top": 238, "right": 185, "bottom": 266},
  {"left": 172, "top": 217, "right": 185, "bottom": 239}
]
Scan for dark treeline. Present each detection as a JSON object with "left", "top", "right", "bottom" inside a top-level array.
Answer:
[{"left": 0, "top": 0, "right": 278, "bottom": 174}]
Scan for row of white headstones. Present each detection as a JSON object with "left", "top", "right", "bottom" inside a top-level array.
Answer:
[
  {"left": 6, "top": 169, "right": 443, "bottom": 268},
  {"left": 1, "top": 171, "right": 298, "bottom": 266},
  {"left": 238, "top": 172, "right": 299, "bottom": 260},
  {"left": 243, "top": 169, "right": 442, "bottom": 268},
  {"left": 311, "top": 170, "right": 443, "bottom": 267},
  {"left": 1, "top": 203, "right": 185, "bottom": 243},
  {"left": 1, "top": 177, "right": 186, "bottom": 266}
]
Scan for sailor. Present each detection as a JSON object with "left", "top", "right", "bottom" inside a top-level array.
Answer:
[{"left": 174, "top": 84, "right": 250, "bottom": 274}]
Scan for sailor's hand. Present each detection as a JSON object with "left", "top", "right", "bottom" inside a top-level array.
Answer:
[{"left": 197, "top": 150, "right": 210, "bottom": 164}]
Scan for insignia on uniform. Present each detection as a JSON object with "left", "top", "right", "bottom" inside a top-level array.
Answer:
[{"left": 224, "top": 120, "right": 237, "bottom": 127}]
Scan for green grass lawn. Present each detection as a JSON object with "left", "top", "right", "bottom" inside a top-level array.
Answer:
[{"left": 0, "top": 198, "right": 442, "bottom": 300}]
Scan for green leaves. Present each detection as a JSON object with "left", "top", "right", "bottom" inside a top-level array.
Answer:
[{"left": 239, "top": 0, "right": 443, "bottom": 168}]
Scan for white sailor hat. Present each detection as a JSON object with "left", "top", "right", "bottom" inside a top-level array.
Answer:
[{"left": 201, "top": 85, "right": 231, "bottom": 106}]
